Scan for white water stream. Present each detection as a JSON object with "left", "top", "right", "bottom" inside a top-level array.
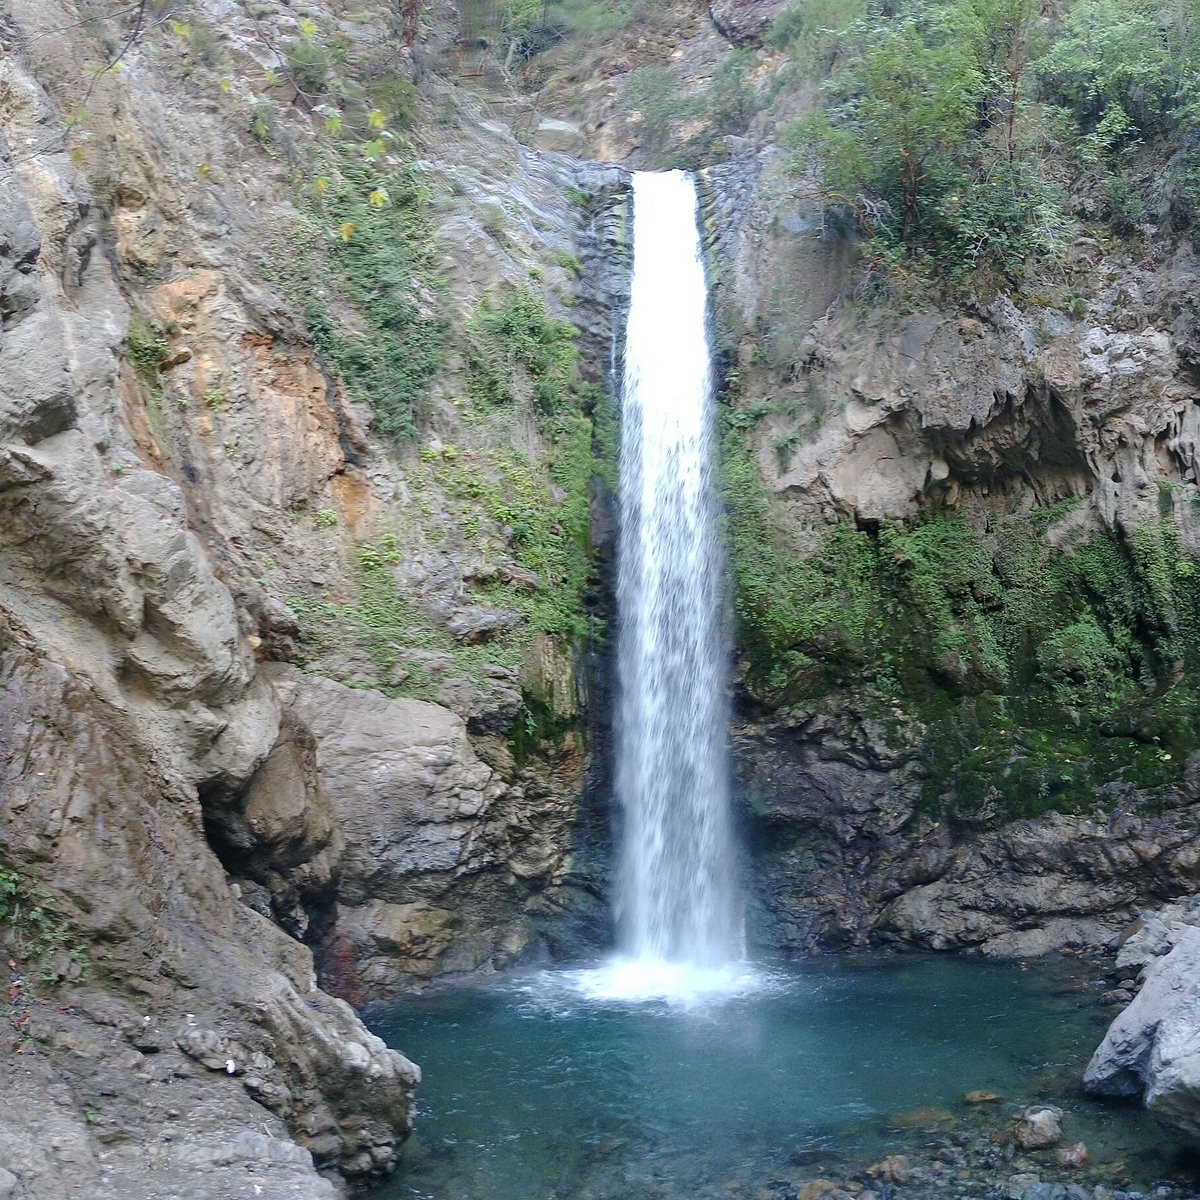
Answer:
[{"left": 576, "top": 170, "right": 748, "bottom": 1004}]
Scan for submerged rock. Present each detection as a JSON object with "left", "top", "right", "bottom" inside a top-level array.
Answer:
[
  {"left": 868, "top": 1154, "right": 912, "bottom": 1184},
  {"left": 1056, "top": 1143, "right": 1089, "bottom": 1168},
  {"left": 1012, "top": 1106, "right": 1065, "bottom": 1150},
  {"left": 888, "top": 1105, "right": 956, "bottom": 1130}
]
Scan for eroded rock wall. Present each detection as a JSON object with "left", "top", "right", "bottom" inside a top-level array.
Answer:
[
  {"left": 0, "top": 0, "right": 626, "bottom": 1193},
  {"left": 706, "top": 147, "right": 1200, "bottom": 961}
]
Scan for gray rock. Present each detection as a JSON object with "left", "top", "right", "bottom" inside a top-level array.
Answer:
[
  {"left": 531, "top": 118, "right": 587, "bottom": 154},
  {"left": 1006, "top": 1175, "right": 1042, "bottom": 1199},
  {"left": 1012, "top": 1105, "right": 1064, "bottom": 1150},
  {"left": 1086, "top": 925, "right": 1200, "bottom": 1138},
  {"left": 267, "top": 666, "right": 575, "bottom": 999},
  {"left": 447, "top": 605, "right": 522, "bottom": 643}
]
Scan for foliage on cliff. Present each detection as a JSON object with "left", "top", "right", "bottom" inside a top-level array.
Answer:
[
  {"left": 723, "top": 429, "right": 1200, "bottom": 823},
  {"left": 778, "top": 0, "right": 1200, "bottom": 281}
]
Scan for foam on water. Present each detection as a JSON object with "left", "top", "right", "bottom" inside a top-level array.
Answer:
[{"left": 560, "top": 957, "right": 768, "bottom": 1007}]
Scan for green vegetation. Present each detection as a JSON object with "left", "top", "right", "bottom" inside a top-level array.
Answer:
[
  {"left": 270, "top": 159, "right": 447, "bottom": 444},
  {"left": 722, "top": 426, "right": 1200, "bottom": 824},
  {"left": 467, "top": 290, "right": 579, "bottom": 414},
  {"left": 0, "top": 866, "right": 89, "bottom": 987},
  {"left": 126, "top": 316, "right": 167, "bottom": 386},
  {"left": 289, "top": 288, "right": 608, "bottom": 730},
  {"left": 777, "top": 0, "right": 1200, "bottom": 282},
  {"left": 460, "top": 0, "right": 642, "bottom": 65},
  {"left": 289, "top": 536, "right": 525, "bottom": 699},
  {"left": 285, "top": 36, "right": 329, "bottom": 94},
  {"left": 620, "top": 51, "right": 762, "bottom": 167}
]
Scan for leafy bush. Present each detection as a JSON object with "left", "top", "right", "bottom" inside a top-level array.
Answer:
[
  {"left": 768, "top": 0, "right": 867, "bottom": 67},
  {"left": 1033, "top": 0, "right": 1197, "bottom": 156},
  {"left": 285, "top": 37, "right": 329, "bottom": 93},
  {"left": 467, "top": 290, "right": 579, "bottom": 415},
  {"left": 126, "top": 316, "right": 167, "bottom": 383},
  {"left": 782, "top": 0, "right": 1075, "bottom": 280}
]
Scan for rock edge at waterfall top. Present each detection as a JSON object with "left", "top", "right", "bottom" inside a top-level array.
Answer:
[{"left": 552, "top": 957, "right": 771, "bottom": 1007}]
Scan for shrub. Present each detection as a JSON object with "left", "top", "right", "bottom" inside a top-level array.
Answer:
[
  {"left": 285, "top": 38, "right": 329, "bottom": 93},
  {"left": 467, "top": 290, "right": 579, "bottom": 414}
]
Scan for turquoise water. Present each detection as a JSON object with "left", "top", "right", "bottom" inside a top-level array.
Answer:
[{"left": 366, "top": 956, "right": 1199, "bottom": 1200}]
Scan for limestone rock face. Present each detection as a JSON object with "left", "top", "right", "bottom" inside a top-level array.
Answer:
[
  {"left": 708, "top": 0, "right": 792, "bottom": 45},
  {"left": 0, "top": 627, "right": 418, "bottom": 1192},
  {"left": 0, "top": 0, "right": 600, "bottom": 1193},
  {"left": 267, "top": 666, "right": 580, "bottom": 999},
  {"left": 874, "top": 805, "right": 1200, "bottom": 957}
]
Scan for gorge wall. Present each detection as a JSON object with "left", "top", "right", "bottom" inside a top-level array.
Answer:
[
  {"left": 0, "top": 0, "right": 624, "bottom": 1193},
  {"left": 6, "top": 0, "right": 1200, "bottom": 1193},
  {"left": 708, "top": 147, "right": 1200, "bottom": 961}
]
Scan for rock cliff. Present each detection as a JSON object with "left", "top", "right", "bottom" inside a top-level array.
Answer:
[
  {"left": 0, "top": 0, "right": 622, "bottom": 1192},
  {"left": 6, "top": 0, "right": 1200, "bottom": 1189}
]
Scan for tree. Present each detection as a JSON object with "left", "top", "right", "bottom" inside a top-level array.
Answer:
[
  {"left": 783, "top": 0, "right": 1072, "bottom": 280},
  {"left": 1033, "top": 0, "right": 1198, "bottom": 159},
  {"left": 787, "top": 13, "right": 984, "bottom": 241}
]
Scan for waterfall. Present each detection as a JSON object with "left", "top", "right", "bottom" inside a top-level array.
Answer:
[{"left": 580, "top": 170, "right": 746, "bottom": 1002}]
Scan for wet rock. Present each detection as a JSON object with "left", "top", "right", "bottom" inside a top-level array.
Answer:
[
  {"left": 868, "top": 1155, "right": 911, "bottom": 1185},
  {"left": 1021, "top": 1185, "right": 1068, "bottom": 1200},
  {"left": 1012, "top": 1106, "right": 1064, "bottom": 1150},
  {"left": 963, "top": 1089, "right": 1003, "bottom": 1104},
  {"left": 1056, "top": 1142, "right": 1089, "bottom": 1168},
  {"left": 1100, "top": 989, "right": 1134, "bottom": 1005},
  {"left": 795, "top": 1182, "right": 852, "bottom": 1200},
  {"left": 888, "top": 1105, "right": 955, "bottom": 1130},
  {"left": 1005, "top": 1175, "right": 1042, "bottom": 1199},
  {"left": 268, "top": 665, "right": 577, "bottom": 998}
]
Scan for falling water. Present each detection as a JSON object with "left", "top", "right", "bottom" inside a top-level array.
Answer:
[{"left": 578, "top": 170, "right": 745, "bottom": 1003}]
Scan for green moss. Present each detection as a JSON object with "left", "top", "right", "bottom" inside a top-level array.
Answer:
[
  {"left": 126, "top": 316, "right": 167, "bottom": 387},
  {"left": 369, "top": 72, "right": 417, "bottom": 128},
  {"left": 722, "top": 421, "right": 1200, "bottom": 824}
]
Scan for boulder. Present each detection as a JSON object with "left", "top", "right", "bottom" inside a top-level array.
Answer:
[
  {"left": 1085, "top": 924, "right": 1200, "bottom": 1138},
  {"left": 266, "top": 665, "right": 572, "bottom": 998},
  {"left": 867, "top": 1154, "right": 911, "bottom": 1185},
  {"left": 531, "top": 119, "right": 586, "bottom": 155},
  {"left": 1012, "top": 1105, "right": 1064, "bottom": 1150},
  {"left": 1056, "top": 1142, "right": 1088, "bottom": 1168},
  {"left": 795, "top": 1181, "right": 852, "bottom": 1200}
]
